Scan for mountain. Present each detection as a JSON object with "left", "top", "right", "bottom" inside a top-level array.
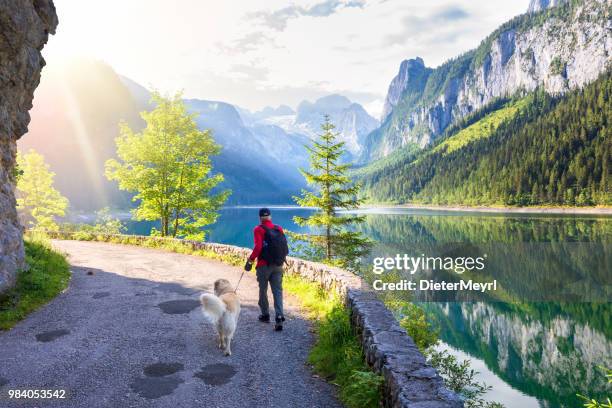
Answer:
[
  {"left": 239, "top": 105, "right": 295, "bottom": 125},
  {"left": 427, "top": 301, "right": 610, "bottom": 407},
  {"left": 244, "top": 95, "right": 378, "bottom": 161},
  {"left": 528, "top": 0, "right": 567, "bottom": 13},
  {"left": 19, "top": 58, "right": 143, "bottom": 210},
  {"left": 357, "top": 69, "right": 611, "bottom": 206},
  {"left": 380, "top": 57, "right": 432, "bottom": 122},
  {"left": 294, "top": 95, "right": 378, "bottom": 159},
  {"left": 20, "top": 59, "right": 308, "bottom": 210},
  {"left": 183, "top": 99, "right": 309, "bottom": 204},
  {"left": 362, "top": 0, "right": 611, "bottom": 161},
  {"left": 119, "top": 75, "right": 153, "bottom": 110}
]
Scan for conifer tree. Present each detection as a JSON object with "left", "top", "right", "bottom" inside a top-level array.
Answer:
[{"left": 293, "top": 115, "right": 371, "bottom": 270}]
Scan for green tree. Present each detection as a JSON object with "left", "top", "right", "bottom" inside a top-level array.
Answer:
[
  {"left": 92, "top": 207, "right": 126, "bottom": 235},
  {"left": 293, "top": 116, "right": 371, "bottom": 270},
  {"left": 105, "top": 91, "right": 229, "bottom": 240},
  {"left": 577, "top": 366, "right": 612, "bottom": 408},
  {"left": 357, "top": 70, "right": 612, "bottom": 207},
  {"left": 16, "top": 149, "right": 69, "bottom": 231}
]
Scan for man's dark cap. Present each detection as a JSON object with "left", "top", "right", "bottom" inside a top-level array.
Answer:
[{"left": 259, "top": 208, "right": 271, "bottom": 217}]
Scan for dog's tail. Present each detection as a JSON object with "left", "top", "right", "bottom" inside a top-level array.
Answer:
[{"left": 199, "top": 293, "right": 226, "bottom": 323}]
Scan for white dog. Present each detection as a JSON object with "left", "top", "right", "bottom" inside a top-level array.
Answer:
[{"left": 199, "top": 279, "right": 241, "bottom": 356}]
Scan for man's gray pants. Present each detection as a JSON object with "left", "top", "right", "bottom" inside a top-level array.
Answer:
[{"left": 256, "top": 264, "right": 284, "bottom": 318}]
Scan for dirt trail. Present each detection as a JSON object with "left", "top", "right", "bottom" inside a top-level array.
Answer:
[{"left": 0, "top": 240, "right": 341, "bottom": 408}]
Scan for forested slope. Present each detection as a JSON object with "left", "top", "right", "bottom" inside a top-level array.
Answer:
[{"left": 358, "top": 70, "right": 611, "bottom": 207}]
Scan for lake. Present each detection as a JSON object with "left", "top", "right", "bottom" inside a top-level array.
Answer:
[{"left": 118, "top": 206, "right": 611, "bottom": 407}]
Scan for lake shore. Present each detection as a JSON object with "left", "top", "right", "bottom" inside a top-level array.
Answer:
[{"left": 360, "top": 203, "right": 612, "bottom": 215}]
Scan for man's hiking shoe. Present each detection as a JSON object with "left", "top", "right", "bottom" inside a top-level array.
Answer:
[
  {"left": 274, "top": 316, "right": 285, "bottom": 331},
  {"left": 258, "top": 314, "right": 270, "bottom": 323}
]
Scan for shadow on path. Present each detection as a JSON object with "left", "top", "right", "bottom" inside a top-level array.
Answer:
[{"left": 0, "top": 240, "right": 342, "bottom": 408}]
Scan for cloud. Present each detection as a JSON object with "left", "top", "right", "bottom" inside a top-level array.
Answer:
[
  {"left": 434, "top": 6, "right": 469, "bottom": 21},
  {"left": 249, "top": 0, "right": 366, "bottom": 31},
  {"left": 217, "top": 32, "right": 275, "bottom": 55},
  {"left": 307, "top": 0, "right": 342, "bottom": 17},
  {"left": 383, "top": 4, "right": 470, "bottom": 46},
  {"left": 254, "top": 6, "right": 300, "bottom": 31},
  {"left": 229, "top": 64, "right": 269, "bottom": 83}
]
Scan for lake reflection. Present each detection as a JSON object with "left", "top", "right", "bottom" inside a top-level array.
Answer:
[{"left": 120, "top": 206, "right": 611, "bottom": 407}]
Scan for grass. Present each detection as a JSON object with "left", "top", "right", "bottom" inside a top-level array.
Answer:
[
  {"left": 309, "top": 305, "right": 383, "bottom": 408},
  {"left": 284, "top": 274, "right": 383, "bottom": 408},
  {"left": 283, "top": 274, "right": 338, "bottom": 319},
  {"left": 355, "top": 97, "right": 529, "bottom": 195},
  {"left": 431, "top": 97, "right": 530, "bottom": 156},
  {"left": 0, "top": 238, "right": 70, "bottom": 330},
  {"left": 46, "top": 232, "right": 384, "bottom": 407}
]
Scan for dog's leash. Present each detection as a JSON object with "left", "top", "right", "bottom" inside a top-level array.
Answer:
[
  {"left": 234, "top": 259, "right": 288, "bottom": 293},
  {"left": 234, "top": 270, "right": 245, "bottom": 293}
]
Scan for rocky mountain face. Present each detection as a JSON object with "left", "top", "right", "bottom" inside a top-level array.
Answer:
[
  {"left": 121, "top": 80, "right": 311, "bottom": 202},
  {"left": 184, "top": 99, "right": 309, "bottom": 203},
  {"left": 380, "top": 57, "right": 432, "bottom": 122},
  {"left": 0, "top": 0, "right": 57, "bottom": 294},
  {"left": 436, "top": 302, "right": 611, "bottom": 404},
  {"left": 528, "top": 0, "right": 568, "bottom": 13},
  {"left": 248, "top": 95, "right": 378, "bottom": 161},
  {"left": 294, "top": 95, "right": 378, "bottom": 159},
  {"left": 363, "top": 0, "right": 611, "bottom": 161},
  {"left": 239, "top": 105, "right": 295, "bottom": 125}
]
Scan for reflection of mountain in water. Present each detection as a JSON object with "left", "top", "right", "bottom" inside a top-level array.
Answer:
[
  {"left": 424, "top": 302, "right": 611, "bottom": 407},
  {"left": 114, "top": 207, "right": 610, "bottom": 407},
  {"left": 352, "top": 212, "right": 611, "bottom": 406},
  {"left": 359, "top": 213, "right": 611, "bottom": 244},
  {"left": 357, "top": 214, "right": 611, "bottom": 302}
]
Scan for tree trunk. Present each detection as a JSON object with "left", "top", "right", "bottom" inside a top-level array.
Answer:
[
  {"left": 161, "top": 216, "right": 167, "bottom": 237},
  {"left": 172, "top": 210, "right": 179, "bottom": 238},
  {"left": 326, "top": 224, "right": 331, "bottom": 260}
]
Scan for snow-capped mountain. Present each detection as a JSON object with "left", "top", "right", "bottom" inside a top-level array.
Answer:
[{"left": 240, "top": 94, "right": 378, "bottom": 161}]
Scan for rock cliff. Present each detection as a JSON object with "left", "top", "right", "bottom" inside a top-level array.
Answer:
[
  {"left": 363, "top": 0, "right": 611, "bottom": 161},
  {"left": 0, "top": 0, "right": 57, "bottom": 293},
  {"left": 293, "top": 95, "right": 379, "bottom": 159},
  {"left": 528, "top": 0, "right": 568, "bottom": 13},
  {"left": 380, "top": 57, "right": 431, "bottom": 122}
]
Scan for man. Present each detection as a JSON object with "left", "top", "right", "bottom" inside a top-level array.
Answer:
[{"left": 245, "top": 208, "right": 289, "bottom": 331}]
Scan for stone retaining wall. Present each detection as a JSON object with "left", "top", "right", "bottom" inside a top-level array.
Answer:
[{"left": 49, "top": 233, "right": 462, "bottom": 407}]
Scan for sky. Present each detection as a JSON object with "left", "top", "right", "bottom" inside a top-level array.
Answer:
[{"left": 44, "top": 0, "right": 530, "bottom": 118}]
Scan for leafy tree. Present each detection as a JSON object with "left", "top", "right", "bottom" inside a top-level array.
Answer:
[
  {"left": 92, "top": 207, "right": 125, "bottom": 235},
  {"left": 105, "top": 91, "right": 229, "bottom": 240},
  {"left": 293, "top": 116, "right": 371, "bottom": 270},
  {"left": 16, "top": 150, "right": 69, "bottom": 231}
]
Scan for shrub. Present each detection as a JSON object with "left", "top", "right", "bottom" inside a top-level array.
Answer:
[{"left": 398, "top": 303, "right": 440, "bottom": 351}]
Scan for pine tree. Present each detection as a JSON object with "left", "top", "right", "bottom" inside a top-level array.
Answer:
[{"left": 293, "top": 116, "right": 371, "bottom": 270}]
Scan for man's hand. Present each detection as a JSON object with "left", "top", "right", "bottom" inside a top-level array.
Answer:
[{"left": 244, "top": 259, "right": 253, "bottom": 271}]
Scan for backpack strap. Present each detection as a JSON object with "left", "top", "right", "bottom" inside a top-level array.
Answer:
[{"left": 260, "top": 224, "right": 281, "bottom": 233}]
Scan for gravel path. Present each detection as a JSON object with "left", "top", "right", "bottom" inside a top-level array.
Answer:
[{"left": 0, "top": 240, "right": 342, "bottom": 408}]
